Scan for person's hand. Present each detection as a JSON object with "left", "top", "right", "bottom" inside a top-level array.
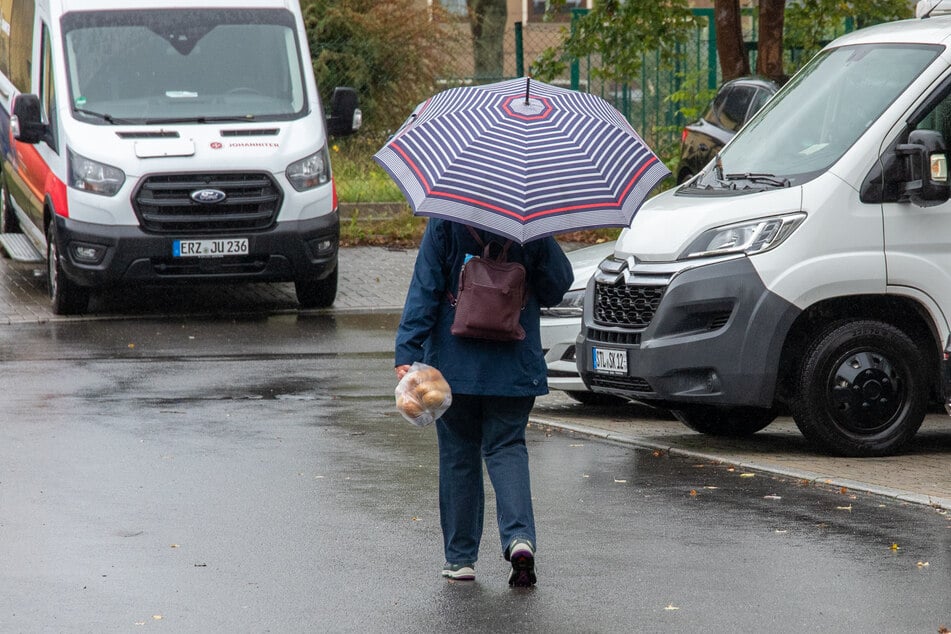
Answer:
[{"left": 395, "top": 365, "right": 411, "bottom": 381}]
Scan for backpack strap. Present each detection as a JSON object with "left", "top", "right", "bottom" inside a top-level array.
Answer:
[{"left": 466, "top": 224, "right": 512, "bottom": 262}]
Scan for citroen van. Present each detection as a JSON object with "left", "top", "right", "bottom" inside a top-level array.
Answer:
[
  {"left": 578, "top": 1, "right": 951, "bottom": 456},
  {"left": 0, "top": 0, "right": 360, "bottom": 314}
]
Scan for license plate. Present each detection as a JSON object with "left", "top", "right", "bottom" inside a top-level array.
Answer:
[
  {"left": 173, "top": 238, "right": 248, "bottom": 257},
  {"left": 592, "top": 346, "right": 627, "bottom": 374}
]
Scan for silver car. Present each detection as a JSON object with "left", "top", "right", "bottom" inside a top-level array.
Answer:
[{"left": 541, "top": 241, "right": 627, "bottom": 405}]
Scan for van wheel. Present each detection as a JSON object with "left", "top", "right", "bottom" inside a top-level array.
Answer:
[
  {"left": 295, "top": 266, "right": 337, "bottom": 309},
  {"left": 672, "top": 405, "right": 776, "bottom": 436},
  {"left": 46, "top": 223, "right": 89, "bottom": 315},
  {"left": 791, "top": 320, "right": 926, "bottom": 457},
  {"left": 0, "top": 176, "right": 18, "bottom": 233}
]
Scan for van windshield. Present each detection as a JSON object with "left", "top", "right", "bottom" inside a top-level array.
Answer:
[
  {"left": 685, "top": 43, "right": 942, "bottom": 192},
  {"left": 61, "top": 9, "right": 307, "bottom": 124}
]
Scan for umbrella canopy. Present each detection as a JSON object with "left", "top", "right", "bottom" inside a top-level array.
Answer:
[{"left": 373, "top": 77, "right": 670, "bottom": 244}]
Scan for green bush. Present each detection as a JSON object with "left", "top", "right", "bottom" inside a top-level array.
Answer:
[{"left": 302, "top": 0, "right": 465, "bottom": 133}]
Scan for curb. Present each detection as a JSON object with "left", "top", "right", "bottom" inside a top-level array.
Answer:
[{"left": 529, "top": 416, "right": 951, "bottom": 512}]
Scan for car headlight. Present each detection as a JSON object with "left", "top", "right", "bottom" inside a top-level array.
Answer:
[
  {"left": 680, "top": 213, "right": 806, "bottom": 259},
  {"left": 286, "top": 147, "right": 331, "bottom": 191},
  {"left": 541, "top": 288, "right": 585, "bottom": 317},
  {"left": 68, "top": 150, "right": 125, "bottom": 196}
]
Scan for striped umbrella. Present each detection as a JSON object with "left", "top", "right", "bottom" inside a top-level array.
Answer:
[{"left": 373, "top": 77, "right": 670, "bottom": 244}]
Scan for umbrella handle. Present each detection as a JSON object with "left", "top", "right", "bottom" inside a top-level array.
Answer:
[{"left": 524, "top": 77, "right": 530, "bottom": 105}]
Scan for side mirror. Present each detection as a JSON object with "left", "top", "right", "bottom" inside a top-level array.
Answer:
[
  {"left": 326, "top": 87, "right": 361, "bottom": 137},
  {"left": 896, "top": 129, "right": 950, "bottom": 206},
  {"left": 11, "top": 94, "right": 49, "bottom": 145}
]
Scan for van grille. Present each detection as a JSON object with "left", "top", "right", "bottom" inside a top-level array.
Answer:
[
  {"left": 586, "top": 327, "right": 641, "bottom": 346},
  {"left": 594, "top": 280, "right": 665, "bottom": 328},
  {"left": 588, "top": 374, "right": 654, "bottom": 394},
  {"left": 132, "top": 172, "right": 282, "bottom": 234}
]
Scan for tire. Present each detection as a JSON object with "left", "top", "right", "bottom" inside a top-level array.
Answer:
[
  {"left": 672, "top": 405, "right": 776, "bottom": 436},
  {"left": 791, "top": 320, "right": 927, "bottom": 457},
  {"left": 0, "top": 175, "right": 18, "bottom": 234},
  {"left": 46, "top": 223, "right": 89, "bottom": 315},
  {"left": 295, "top": 266, "right": 338, "bottom": 309},
  {"left": 565, "top": 390, "right": 630, "bottom": 406}
]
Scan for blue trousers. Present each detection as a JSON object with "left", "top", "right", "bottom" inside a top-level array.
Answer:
[{"left": 436, "top": 394, "right": 536, "bottom": 566}]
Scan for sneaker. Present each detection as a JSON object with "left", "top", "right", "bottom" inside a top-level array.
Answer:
[
  {"left": 441, "top": 562, "right": 475, "bottom": 580},
  {"left": 507, "top": 539, "right": 536, "bottom": 587}
]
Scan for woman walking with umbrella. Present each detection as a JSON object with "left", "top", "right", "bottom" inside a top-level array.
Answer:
[
  {"left": 394, "top": 219, "right": 572, "bottom": 586},
  {"left": 381, "top": 78, "right": 670, "bottom": 586}
]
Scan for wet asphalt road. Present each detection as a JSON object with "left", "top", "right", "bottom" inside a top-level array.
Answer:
[{"left": 0, "top": 312, "right": 949, "bottom": 633}]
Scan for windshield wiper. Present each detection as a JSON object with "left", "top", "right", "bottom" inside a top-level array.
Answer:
[
  {"left": 73, "top": 108, "right": 135, "bottom": 125},
  {"left": 724, "top": 172, "right": 791, "bottom": 188},
  {"left": 142, "top": 115, "right": 256, "bottom": 125}
]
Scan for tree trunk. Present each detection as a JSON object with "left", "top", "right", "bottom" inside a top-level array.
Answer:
[
  {"left": 468, "top": 0, "right": 507, "bottom": 80},
  {"left": 756, "top": 0, "right": 786, "bottom": 83},
  {"left": 715, "top": 0, "right": 749, "bottom": 81}
]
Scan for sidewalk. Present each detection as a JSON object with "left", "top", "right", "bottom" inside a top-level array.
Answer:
[{"left": 2, "top": 246, "right": 949, "bottom": 511}]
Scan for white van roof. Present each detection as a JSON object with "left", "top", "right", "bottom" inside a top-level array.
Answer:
[
  {"left": 825, "top": 9, "right": 951, "bottom": 48},
  {"left": 56, "top": 0, "right": 295, "bottom": 11},
  {"left": 918, "top": 0, "right": 951, "bottom": 18}
]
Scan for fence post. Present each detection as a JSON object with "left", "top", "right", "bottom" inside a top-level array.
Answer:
[
  {"left": 514, "top": 22, "right": 524, "bottom": 78},
  {"left": 570, "top": 8, "right": 584, "bottom": 91}
]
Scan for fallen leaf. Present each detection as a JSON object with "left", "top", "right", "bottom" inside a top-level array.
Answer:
[
  {"left": 411, "top": 516, "right": 421, "bottom": 522},
  {"left": 152, "top": 615, "right": 163, "bottom": 620},
  {"left": 840, "top": 487, "right": 848, "bottom": 494},
  {"left": 890, "top": 543, "right": 900, "bottom": 551},
  {"left": 170, "top": 544, "right": 179, "bottom": 549},
  {"left": 916, "top": 561, "right": 929, "bottom": 568},
  {"left": 652, "top": 450, "right": 663, "bottom": 458},
  {"left": 689, "top": 490, "right": 698, "bottom": 497},
  {"left": 128, "top": 343, "right": 135, "bottom": 349},
  {"left": 740, "top": 473, "right": 755, "bottom": 478},
  {"left": 938, "top": 626, "right": 949, "bottom": 634}
]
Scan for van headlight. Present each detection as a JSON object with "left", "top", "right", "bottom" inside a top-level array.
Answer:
[
  {"left": 286, "top": 147, "right": 331, "bottom": 191},
  {"left": 68, "top": 150, "right": 125, "bottom": 196},
  {"left": 680, "top": 213, "right": 806, "bottom": 259},
  {"left": 540, "top": 289, "right": 585, "bottom": 317}
]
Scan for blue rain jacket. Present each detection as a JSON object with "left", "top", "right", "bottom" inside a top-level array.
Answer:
[{"left": 395, "top": 219, "right": 573, "bottom": 396}]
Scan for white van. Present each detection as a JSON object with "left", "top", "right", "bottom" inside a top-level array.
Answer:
[
  {"left": 0, "top": 0, "right": 360, "bottom": 314},
  {"left": 578, "top": 1, "right": 951, "bottom": 456}
]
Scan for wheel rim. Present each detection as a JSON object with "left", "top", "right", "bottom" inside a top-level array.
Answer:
[
  {"left": 825, "top": 348, "right": 906, "bottom": 435},
  {"left": 0, "top": 181, "right": 8, "bottom": 230},
  {"left": 48, "top": 238, "right": 59, "bottom": 300}
]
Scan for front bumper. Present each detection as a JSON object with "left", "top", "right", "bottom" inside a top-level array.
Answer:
[
  {"left": 52, "top": 212, "right": 339, "bottom": 288},
  {"left": 578, "top": 256, "right": 800, "bottom": 409}
]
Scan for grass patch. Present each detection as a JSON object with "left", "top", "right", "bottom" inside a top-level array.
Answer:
[{"left": 332, "top": 134, "right": 404, "bottom": 203}]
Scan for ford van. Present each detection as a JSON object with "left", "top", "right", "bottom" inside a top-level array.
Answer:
[
  {"left": 0, "top": 0, "right": 360, "bottom": 314},
  {"left": 578, "top": 1, "right": 951, "bottom": 456}
]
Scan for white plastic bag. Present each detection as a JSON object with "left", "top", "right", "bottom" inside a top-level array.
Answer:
[{"left": 395, "top": 362, "right": 452, "bottom": 427}]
